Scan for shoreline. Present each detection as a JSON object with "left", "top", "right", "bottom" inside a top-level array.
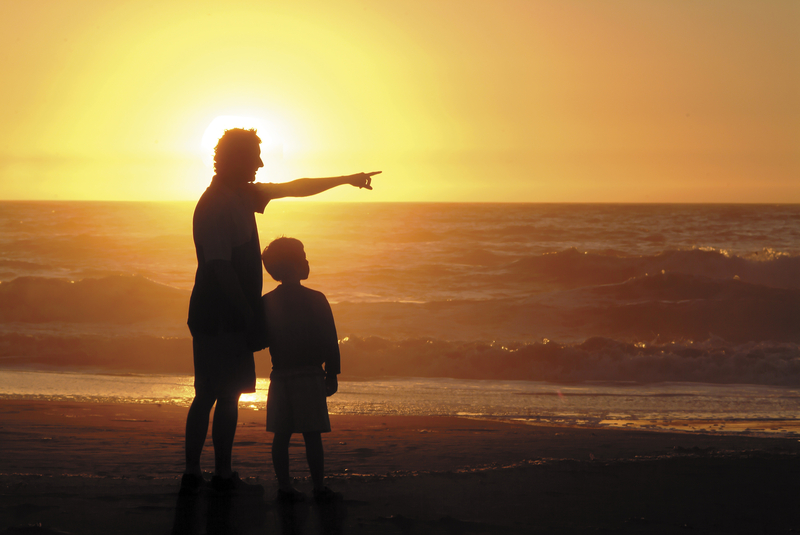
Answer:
[
  {"left": 2, "top": 387, "right": 799, "bottom": 439},
  {"left": 2, "top": 400, "right": 800, "bottom": 533}
]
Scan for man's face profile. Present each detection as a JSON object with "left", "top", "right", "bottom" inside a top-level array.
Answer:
[
  {"left": 214, "top": 129, "right": 264, "bottom": 185},
  {"left": 241, "top": 142, "right": 264, "bottom": 184},
  {"left": 226, "top": 141, "right": 264, "bottom": 184}
]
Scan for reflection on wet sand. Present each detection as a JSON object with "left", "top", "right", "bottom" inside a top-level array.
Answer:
[{"left": 598, "top": 418, "right": 800, "bottom": 436}]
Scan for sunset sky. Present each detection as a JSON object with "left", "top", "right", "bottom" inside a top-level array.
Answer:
[{"left": 1, "top": 0, "right": 797, "bottom": 202}]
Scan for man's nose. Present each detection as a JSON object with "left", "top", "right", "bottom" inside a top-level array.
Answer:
[{"left": 258, "top": 158, "right": 264, "bottom": 168}]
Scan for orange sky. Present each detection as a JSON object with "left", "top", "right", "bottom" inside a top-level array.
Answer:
[{"left": 1, "top": 0, "right": 798, "bottom": 202}]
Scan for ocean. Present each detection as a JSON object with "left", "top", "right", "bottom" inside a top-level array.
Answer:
[{"left": 1, "top": 201, "right": 799, "bottom": 434}]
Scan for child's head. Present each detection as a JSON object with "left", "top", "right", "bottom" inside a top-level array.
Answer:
[{"left": 262, "top": 237, "right": 309, "bottom": 283}]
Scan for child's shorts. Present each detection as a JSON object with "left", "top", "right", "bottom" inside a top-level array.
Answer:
[{"left": 266, "top": 367, "right": 331, "bottom": 434}]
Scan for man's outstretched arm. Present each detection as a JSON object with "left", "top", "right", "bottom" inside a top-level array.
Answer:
[{"left": 258, "top": 171, "right": 380, "bottom": 200}]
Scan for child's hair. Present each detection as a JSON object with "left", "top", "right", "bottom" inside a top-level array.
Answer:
[{"left": 262, "top": 237, "right": 306, "bottom": 282}]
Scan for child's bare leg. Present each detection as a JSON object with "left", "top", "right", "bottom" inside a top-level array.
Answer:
[
  {"left": 272, "top": 431, "right": 294, "bottom": 491},
  {"left": 303, "top": 432, "right": 324, "bottom": 491}
]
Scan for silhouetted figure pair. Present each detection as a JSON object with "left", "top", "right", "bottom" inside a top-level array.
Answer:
[{"left": 182, "top": 126, "right": 379, "bottom": 496}]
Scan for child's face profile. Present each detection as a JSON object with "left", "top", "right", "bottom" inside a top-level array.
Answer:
[
  {"left": 283, "top": 245, "right": 309, "bottom": 283},
  {"left": 297, "top": 248, "right": 310, "bottom": 281}
]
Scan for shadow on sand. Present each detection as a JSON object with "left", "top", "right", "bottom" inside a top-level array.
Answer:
[{"left": 172, "top": 491, "right": 346, "bottom": 535}]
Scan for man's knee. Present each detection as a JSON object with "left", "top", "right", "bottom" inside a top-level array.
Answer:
[
  {"left": 212, "top": 395, "right": 240, "bottom": 429},
  {"left": 216, "top": 394, "right": 241, "bottom": 408},
  {"left": 190, "top": 393, "right": 217, "bottom": 412}
]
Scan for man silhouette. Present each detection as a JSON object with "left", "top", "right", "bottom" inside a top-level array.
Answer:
[{"left": 181, "top": 127, "right": 379, "bottom": 494}]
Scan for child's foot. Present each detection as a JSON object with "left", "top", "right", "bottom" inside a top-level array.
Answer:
[
  {"left": 313, "top": 486, "right": 342, "bottom": 503},
  {"left": 276, "top": 487, "right": 306, "bottom": 502},
  {"left": 210, "top": 472, "right": 264, "bottom": 495}
]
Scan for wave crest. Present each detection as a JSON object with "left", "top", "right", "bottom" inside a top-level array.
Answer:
[
  {"left": 0, "top": 275, "right": 188, "bottom": 323},
  {"left": 339, "top": 336, "right": 800, "bottom": 386},
  {"left": 506, "top": 247, "right": 800, "bottom": 290}
]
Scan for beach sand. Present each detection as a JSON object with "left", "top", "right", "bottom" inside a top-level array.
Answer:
[{"left": 1, "top": 400, "right": 799, "bottom": 534}]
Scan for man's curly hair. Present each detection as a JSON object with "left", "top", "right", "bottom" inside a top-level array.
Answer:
[{"left": 214, "top": 128, "right": 261, "bottom": 174}]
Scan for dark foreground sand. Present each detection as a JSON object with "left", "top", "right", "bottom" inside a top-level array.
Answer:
[{"left": 1, "top": 400, "right": 799, "bottom": 534}]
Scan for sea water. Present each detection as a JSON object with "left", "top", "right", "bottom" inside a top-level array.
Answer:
[
  {"left": 0, "top": 369, "right": 798, "bottom": 436},
  {"left": 0, "top": 201, "right": 799, "bottom": 434}
]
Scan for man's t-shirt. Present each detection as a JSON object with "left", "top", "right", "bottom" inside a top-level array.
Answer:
[
  {"left": 262, "top": 284, "right": 341, "bottom": 375},
  {"left": 187, "top": 179, "right": 270, "bottom": 337}
]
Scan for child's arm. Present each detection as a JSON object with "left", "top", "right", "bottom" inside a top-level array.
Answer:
[
  {"left": 325, "top": 375, "right": 338, "bottom": 397},
  {"left": 315, "top": 293, "right": 341, "bottom": 397}
]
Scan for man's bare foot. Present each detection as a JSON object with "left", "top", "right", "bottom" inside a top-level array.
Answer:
[
  {"left": 313, "top": 486, "right": 343, "bottom": 503},
  {"left": 276, "top": 487, "right": 306, "bottom": 502},
  {"left": 210, "top": 472, "right": 264, "bottom": 495},
  {"left": 179, "top": 473, "right": 207, "bottom": 496}
]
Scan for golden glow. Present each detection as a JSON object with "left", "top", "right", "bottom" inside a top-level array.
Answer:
[
  {"left": 0, "top": 1, "right": 798, "bottom": 202},
  {"left": 239, "top": 382, "right": 269, "bottom": 408}
]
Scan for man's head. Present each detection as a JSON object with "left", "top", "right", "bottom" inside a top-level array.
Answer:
[
  {"left": 262, "top": 237, "right": 310, "bottom": 283},
  {"left": 214, "top": 128, "right": 263, "bottom": 183}
]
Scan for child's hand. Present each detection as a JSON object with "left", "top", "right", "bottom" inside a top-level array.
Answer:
[{"left": 325, "top": 374, "right": 338, "bottom": 397}]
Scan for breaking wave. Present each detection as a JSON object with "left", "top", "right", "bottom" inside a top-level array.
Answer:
[
  {"left": 0, "top": 275, "right": 188, "bottom": 323},
  {"left": 338, "top": 336, "right": 800, "bottom": 386},
  {"left": 505, "top": 247, "right": 800, "bottom": 290},
  {"left": 1, "top": 332, "right": 798, "bottom": 387}
]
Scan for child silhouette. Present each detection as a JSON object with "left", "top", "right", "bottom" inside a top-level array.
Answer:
[{"left": 261, "top": 237, "right": 341, "bottom": 502}]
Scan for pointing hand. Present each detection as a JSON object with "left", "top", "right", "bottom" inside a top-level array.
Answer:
[{"left": 349, "top": 171, "right": 381, "bottom": 190}]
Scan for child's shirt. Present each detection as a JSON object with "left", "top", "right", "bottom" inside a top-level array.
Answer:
[{"left": 261, "top": 284, "right": 341, "bottom": 375}]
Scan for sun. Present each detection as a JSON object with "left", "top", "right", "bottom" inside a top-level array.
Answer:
[{"left": 200, "top": 115, "right": 272, "bottom": 168}]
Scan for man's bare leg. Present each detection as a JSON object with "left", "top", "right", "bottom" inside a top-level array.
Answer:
[
  {"left": 184, "top": 394, "right": 216, "bottom": 476},
  {"left": 212, "top": 394, "right": 240, "bottom": 478}
]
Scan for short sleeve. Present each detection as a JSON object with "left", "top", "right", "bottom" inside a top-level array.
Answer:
[{"left": 247, "top": 183, "right": 273, "bottom": 214}]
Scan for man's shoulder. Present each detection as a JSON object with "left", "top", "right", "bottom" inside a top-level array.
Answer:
[{"left": 194, "top": 184, "right": 234, "bottom": 215}]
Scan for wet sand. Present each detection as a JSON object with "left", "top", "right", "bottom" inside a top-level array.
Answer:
[{"left": 1, "top": 400, "right": 799, "bottom": 534}]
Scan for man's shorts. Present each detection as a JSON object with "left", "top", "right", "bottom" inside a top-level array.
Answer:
[
  {"left": 266, "top": 367, "right": 331, "bottom": 434},
  {"left": 193, "top": 331, "right": 256, "bottom": 398}
]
